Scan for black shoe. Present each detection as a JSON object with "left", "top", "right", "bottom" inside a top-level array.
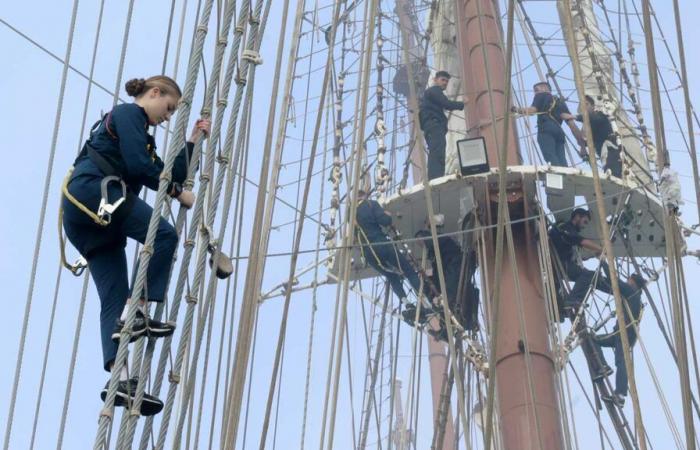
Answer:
[
  {"left": 592, "top": 364, "right": 613, "bottom": 381},
  {"left": 111, "top": 311, "right": 148, "bottom": 343},
  {"left": 427, "top": 327, "right": 448, "bottom": 342},
  {"left": 112, "top": 310, "right": 176, "bottom": 343},
  {"left": 601, "top": 392, "right": 625, "bottom": 407},
  {"left": 100, "top": 377, "right": 164, "bottom": 416},
  {"left": 402, "top": 305, "right": 434, "bottom": 326}
]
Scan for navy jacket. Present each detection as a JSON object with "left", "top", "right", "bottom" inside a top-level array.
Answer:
[
  {"left": 548, "top": 221, "right": 584, "bottom": 265},
  {"left": 70, "top": 103, "right": 193, "bottom": 198},
  {"left": 63, "top": 103, "right": 194, "bottom": 256},
  {"left": 419, "top": 85, "right": 464, "bottom": 131},
  {"left": 532, "top": 92, "right": 571, "bottom": 135},
  {"left": 576, "top": 111, "right": 615, "bottom": 156},
  {"left": 356, "top": 199, "right": 392, "bottom": 244}
]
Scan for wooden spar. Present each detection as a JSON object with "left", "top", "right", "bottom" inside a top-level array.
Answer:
[{"left": 393, "top": 1, "right": 458, "bottom": 448}]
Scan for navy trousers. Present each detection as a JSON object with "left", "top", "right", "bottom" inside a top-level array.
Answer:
[
  {"left": 565, "top": 264, "right": 613, "bottom": 307},
  {"left": 364, "top": 241, "right": 422, "bottom": 301},
  {"left": 597, "top": 331, "right": 637, "bottom": 396},
  {"left": 65, "top": 195, "right": 178, "bottom": 371},
  {"left": 424, "top": 123, "right": 447, "bottom": 180},
  {"left": 537, "top": 129, "right": 568, "bottom": 167}
]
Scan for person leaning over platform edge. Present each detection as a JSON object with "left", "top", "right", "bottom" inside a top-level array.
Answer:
[
  {"left": 419, "top": 70, "right": 465, "bottom": 180},
  {"left": 513, "top": 81, "right": 586, "bottom": 167},
  {"left": 61, "top": 75, "right": 211, "bottom": 415}
]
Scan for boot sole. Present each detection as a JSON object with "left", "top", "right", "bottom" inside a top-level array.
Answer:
[{"left": 100, "top": 388, "right": 164, "bottom": 416}]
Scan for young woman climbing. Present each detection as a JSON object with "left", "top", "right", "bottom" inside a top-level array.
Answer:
[{"left": 61, "top": 75, "right": 210, "bottom": 415}]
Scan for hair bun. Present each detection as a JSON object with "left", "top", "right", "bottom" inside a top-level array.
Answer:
[{"left": 125, "top": 78, "right": 147, "bottom": 97}]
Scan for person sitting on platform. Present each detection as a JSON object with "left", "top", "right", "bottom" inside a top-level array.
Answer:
[
  {"left": 513, "top": 81, "right": 586, "bottom": 167},
  {"left": 548, "top": 208, "right": 612, "bottom": 311},
  {"left": 419, "top": 70, "right": 465, "bottom": 180},
  {"left": 415, "top": 228, "right": 479, "bottom": 333},
  {"left": 355, "top": 190, "right": 433, "bottom": 324},
  {"left": 576, "top": 95, "right": 623, "bottom": 178},
  {"left": 594, "top": 273, "right": 645, "bottom": 407}
]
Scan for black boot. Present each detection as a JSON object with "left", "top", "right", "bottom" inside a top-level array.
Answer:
[
  {"left": 100, "top": 377, "right": 164, "bottom": 416},
  {"left": 601, "top": 392, "right": 625, "bottom": 407}
]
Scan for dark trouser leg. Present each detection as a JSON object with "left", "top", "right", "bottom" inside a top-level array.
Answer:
[
  {"left": 365, "top": 249, "right": 408, "bottom": 299},
  {"left": 566, "top": 265, "right": 613, "bottom": 307},
  {"left": 537, "top": 130, "right": 568, "bottom": 167},
  {"left": 614, "top": 332, "right": 636, "bottom": 396},
  {"left": 604, "top": 145, "right": 623, "bottom": 178},
  {"left": 393, "top": 250, "right": 423, "bottom": 296},
  {"left": 120, "top": 196, "right": 179, "bottom": 302},
  {"left": 425, "top": 126, "right": 447, "bottom": 180},
  {"left": 88, "top": 245, "right": 129, "bottom": 371},
  {"left": 554, "top": 133, "right": 568, "bottom": 167}
]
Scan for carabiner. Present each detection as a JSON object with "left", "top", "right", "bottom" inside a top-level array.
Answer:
[{"left": 97, "top": 175, "right": 127, "bottom": 224}]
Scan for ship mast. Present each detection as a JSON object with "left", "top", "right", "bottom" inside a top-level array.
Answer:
[{"left": 452, "top": 0, "right": 565, "bottom": 448}]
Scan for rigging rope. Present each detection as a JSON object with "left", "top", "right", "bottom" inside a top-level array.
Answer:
[{"left": 3, "top": 1, "right": 81, "bottom": 448}]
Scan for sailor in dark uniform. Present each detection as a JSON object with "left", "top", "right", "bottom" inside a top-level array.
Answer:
[
  {"left": 419, "top": 71, "right": 465, "bottom": 180},
  {"left": 355, "top": 190, "right": 432, "bottom": 324},
  {"left": 594, "top": 273, "right": 645, "bottom": 407},
  {"left": 415, "top": 229, "right": 479, "bottom": 332},
  {"left": 576, "top": 95, "right": 622, "bottom": 177},
  {"left": 548, "top": 208, "right": 612, "bottom": 310},
  {"left": 61, "top": 76, "right": 210, "bottom": 414},
  {"left": 514, "top": 81, "right": 586, "bottom": 167}
]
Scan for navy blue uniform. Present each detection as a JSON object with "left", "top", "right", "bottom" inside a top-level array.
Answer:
[
  {"left": 355, "top": 199, "right": 422, "bottom": 300},
  {"left": 576, "top": 111, "right": 622, "bottom": 177},
  {"left": 419, "top": 86, "right": 464, "bottom": 180},
  {"left": 532, "top": 92, "right": 571, "bottom": 167},
  {"left": 62, "top": 103, "right": 193, "bottom": 370},
  {"left": 548, "top": 221, "right": 612, "bottom": 307},
  {"left": 595, "top": 277, "right": 642, "bottom": 396}
]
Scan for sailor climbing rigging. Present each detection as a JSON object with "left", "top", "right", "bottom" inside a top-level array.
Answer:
[
  {"left": 355, "top": 189, "right": 433, "bottom": 325},
  {"left": 60, "top": 75, "right": 210, "bottom": 416},
  {"left": 513, "top": 81, "right": 586, "bottom": 167},
  {"left": 548, "top": 208, "right": 613, "bottom": 311},
  {"left": 419, "top": 70, "right": 465, "bottom": 180},
  {"left": 576, "top": 95, "right": 623, "bottom": 178},
  {"left": 594, "top": 272, "right": 645, "bottom": 407}
]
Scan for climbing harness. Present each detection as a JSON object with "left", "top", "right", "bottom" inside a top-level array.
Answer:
[{"left": 58, "top": 113, "right": 131, "bottom": 275}]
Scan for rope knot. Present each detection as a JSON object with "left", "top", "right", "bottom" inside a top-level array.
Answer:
[
  {"left": 201, "top": 107, "right": 212, "bottom": 116},
  {"left": 186, "top": 294, "right": 198, "bottom": 305},
  {"left": 184, "top": 239, "right": 195, "bottom": 248},
  {"left": 99, "top": 408, "right": 113, "bottom": 419},
  {"left": 129, "top": 408, "right": 141, "bottom": 417},
  {"left": 217, "top": 98, "right": 228, "bottom": 107},
  {"left": 160, "top": 172, "right": 173, "bottom": 183},
  {"left": 217, "top": 37, "right": 228, "bottom": 46},
  {"left": 197, "top": 25, "right": 208, "bottom": 33},
  {"left": 140, "top": 245, "right": 154, "bottom": 257},
  {"left": 199, "top": 172, "right": 211, "bottom": 183}
]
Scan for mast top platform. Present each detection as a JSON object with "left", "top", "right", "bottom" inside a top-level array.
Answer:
[{"left": 329, "top": 166, "right": 667, "bottom": 283}]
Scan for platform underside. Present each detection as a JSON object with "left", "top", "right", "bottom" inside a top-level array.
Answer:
[{"left": 329, "top": 165, "right": 667, "bottom": 283}]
